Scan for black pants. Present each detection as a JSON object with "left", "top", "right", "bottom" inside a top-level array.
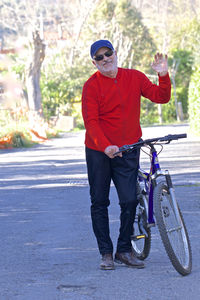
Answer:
[{"left": 86, "top": 147, "right": 140, "bottom": 255}]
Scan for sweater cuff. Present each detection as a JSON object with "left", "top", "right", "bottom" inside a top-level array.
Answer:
[{"left": 158, "top": 72, "right": 170, "bottom": 80}]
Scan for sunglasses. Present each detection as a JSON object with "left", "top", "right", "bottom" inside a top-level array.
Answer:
[{"left": 93, "top": 49, "right": 114, "bottom": 61}]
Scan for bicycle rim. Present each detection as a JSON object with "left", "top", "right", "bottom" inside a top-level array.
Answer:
[{"left": 154, "top": 181, "right": 192, "bottom": 275}]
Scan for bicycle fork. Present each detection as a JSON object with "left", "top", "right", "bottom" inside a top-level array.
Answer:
[
  {"left": 153, "top": 169, "right": 183, "bottom": 226},
  {"left": 165, "top": 171, "right": 183, "bottom": 226}
]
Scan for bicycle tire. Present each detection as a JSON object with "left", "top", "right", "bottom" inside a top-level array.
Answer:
[
  {"left": 154, "top": 181, "right": 192, "bottom": 275},
  {"left": 131, "top": 182, "right": 151, "bottom": 260}
]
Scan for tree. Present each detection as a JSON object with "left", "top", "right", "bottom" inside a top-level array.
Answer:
[
  {"left": 188, "top": 66, "right": 200, "bottom": 135},
  {"left": 26, "top": 30, "right": 45, "bottom": 114},
  {"left": 168, "top": 50, "right": 194, "bottom": 119},
  {"left": 84, "top": 0, "right": 156, "bottom": 72},
  {"left": 0, "top": 0, "right": 48, "bottom": 115},
  {"left": 0, "top": 0, "right": 101, "bottom": 116}
]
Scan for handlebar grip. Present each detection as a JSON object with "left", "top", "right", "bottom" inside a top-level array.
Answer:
[
  {"left": 164, "top": 133, "right": 187, "bottom": 140},
  {"left": 177, "top": 133, "right": 187, "bottom": 139}
]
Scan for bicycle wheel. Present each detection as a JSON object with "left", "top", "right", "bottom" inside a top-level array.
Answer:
[
  {"left": 131, "top": 182, "right": 151, "bottom": 260},
  {"left": 154, "top": 181, "right": 192, "bottom": 275}
]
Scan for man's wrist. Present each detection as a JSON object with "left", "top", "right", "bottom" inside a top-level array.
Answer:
[{"left": 158, "top": 71, "right": 168, "bottom": 77}]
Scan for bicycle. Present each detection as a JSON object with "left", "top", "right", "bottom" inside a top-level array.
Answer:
[{"left": 115, "top": 134, "right": 192, "bottom": 276}]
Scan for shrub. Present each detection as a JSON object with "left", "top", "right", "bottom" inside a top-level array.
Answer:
[{"left": 188, "top": 66, "right": 200, "bottom": 135}]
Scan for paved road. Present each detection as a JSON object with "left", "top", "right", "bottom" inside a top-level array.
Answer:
[{"left": 0, "top": 124, "right": 200, "bottom": 300}]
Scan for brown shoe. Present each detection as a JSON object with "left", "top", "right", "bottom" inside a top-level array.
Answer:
[
  {"left": 100, "top": 254, "right": 115, "bottom": 270},
  {"left": 115, "top": 252, "right": 145, "bottom": 268}
]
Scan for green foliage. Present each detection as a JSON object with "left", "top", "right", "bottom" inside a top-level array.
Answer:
[
  {"left": 0, "top": 112, "right": 36, "bottom": 148},
  {"left": 11, "top": 58, "right": 26, "bottom": 82},
  {"left": 10, "top": 132, "right": 31, "bottom": 148},
  {"left": 40, "top": 52, "right": 91, "bottom": 120},
  {"left": 140, "top": 91, "right": 177, "bottom": 125},
  {"left": 168, "top": 49, "right": 194, "bottom": 119},
  {"left": 41, "top": 75, "right": 72, "bottom": 119},
  {"left": 188, "top": 67, "right": 200, "bottom": 135},
  {"left": 161, "top": 97, "right": 177, "bottom": 123},
  {"left": 140, "top": 98, "right": 159, "bottom": 125}
]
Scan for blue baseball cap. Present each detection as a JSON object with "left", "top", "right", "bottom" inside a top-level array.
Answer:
[{"left": 90, "top": 39, "right": 114, "bottom": 58}]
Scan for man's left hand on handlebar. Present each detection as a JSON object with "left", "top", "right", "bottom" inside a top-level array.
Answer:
[{"left": 104, "top": 145, "right": 122, "bottom": 158}]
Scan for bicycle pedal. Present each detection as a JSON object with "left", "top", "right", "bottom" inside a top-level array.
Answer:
[{"left": 132, "top": 234, "right": 146, "bottom": 241}]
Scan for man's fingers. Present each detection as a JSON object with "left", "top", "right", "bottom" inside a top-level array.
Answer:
[
  {"left": 104, "top": 145, "right": 122, "bottom": 158},
  {"left": 155, "top": 52, "right": 162, "bottom": 60},
  {"left": 154, "top": 53, "right": 168, "bottom": 62},
  {"left": 114, "top": 151, "right": 122, "bottom": 157}
]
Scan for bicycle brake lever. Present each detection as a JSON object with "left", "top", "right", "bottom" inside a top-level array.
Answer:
[
  {"left": 119, "top": 144, "right": 131, "bottom": 152},
  {"left": 114, "top": 144, "right": 131, "bottom": 156}
]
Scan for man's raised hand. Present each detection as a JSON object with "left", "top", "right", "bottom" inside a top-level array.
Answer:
[{"left": 151, "top": 53, "right": 168, "bottom": 76}]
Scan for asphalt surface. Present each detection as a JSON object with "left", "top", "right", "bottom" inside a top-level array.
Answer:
[{"left": 0, "top": 124, "right": 200, "bottom": 300}]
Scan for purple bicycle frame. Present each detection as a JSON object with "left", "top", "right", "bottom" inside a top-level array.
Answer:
[{"left": 138, "top": 149, "right": 161, "bottom": 226}]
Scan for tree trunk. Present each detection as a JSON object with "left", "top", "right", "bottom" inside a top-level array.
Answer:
[{"left": 26, "top": 30, "right": 45, "bottom": 116}]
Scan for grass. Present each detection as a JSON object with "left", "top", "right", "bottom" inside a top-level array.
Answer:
[{"left": 0, "top": 111, "right": 59, "bottom": 148}]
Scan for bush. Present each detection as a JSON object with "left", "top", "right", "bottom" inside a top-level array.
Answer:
[
  {"left": 188, "top": 66, "right": 200, "bottom": 135},
  {"left": 168, "top": 50, "right": 194, "bottom": 119}
]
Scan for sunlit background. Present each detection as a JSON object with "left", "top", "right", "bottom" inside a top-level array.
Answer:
[{"left": 0, "top": 0, "right": 200, "bottom": 148}]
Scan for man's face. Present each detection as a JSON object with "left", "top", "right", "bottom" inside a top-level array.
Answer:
[{"left": 92, "top": 47, "right": 118, "bottom": 76}]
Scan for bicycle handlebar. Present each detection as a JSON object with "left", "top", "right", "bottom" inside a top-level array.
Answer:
[{"left": 115, "top": 133, "right": 187, "bottom": 154}]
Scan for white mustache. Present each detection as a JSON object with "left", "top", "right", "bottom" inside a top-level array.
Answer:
[{"left": 103, "top": 60, "right": 112, "bottom": 65}]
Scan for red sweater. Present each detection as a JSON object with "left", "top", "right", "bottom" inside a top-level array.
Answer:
[{"left": 82, "top": 68, "right": 171, "bottom": 152}]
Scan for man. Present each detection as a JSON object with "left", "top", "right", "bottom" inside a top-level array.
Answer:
[{"left": 81, "top": 39, "right": 171, "bottom": 270}]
